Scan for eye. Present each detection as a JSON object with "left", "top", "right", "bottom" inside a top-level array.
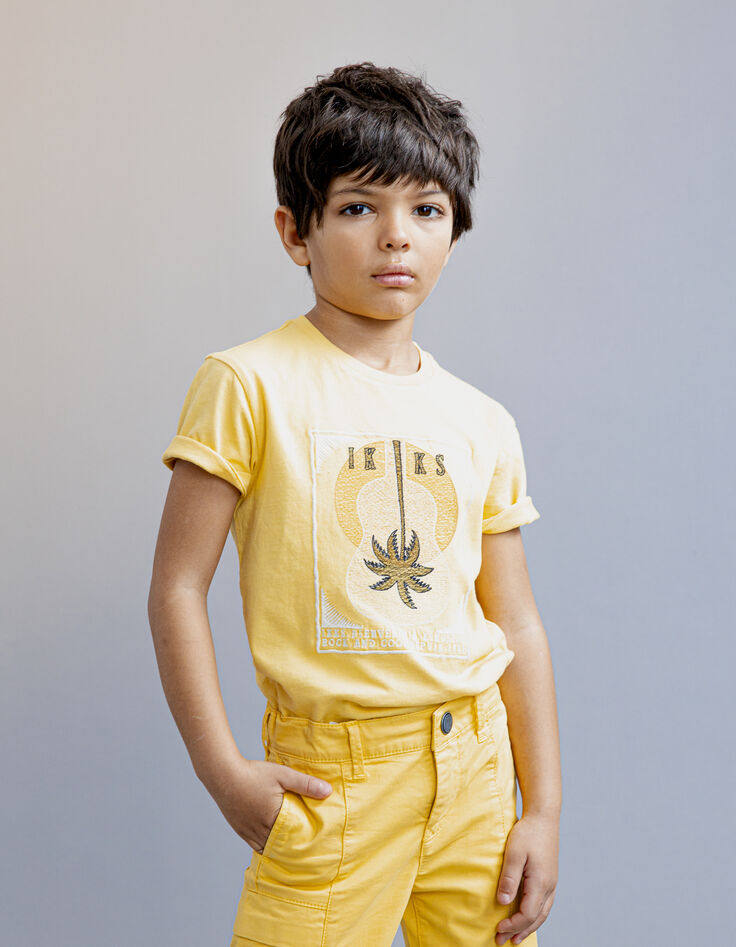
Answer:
[
  {"left": 415, "top": 204, "right": 443, "bottom": 218},
  {"left": 340, "top": 203, "right": 372, "bottom": 216}
]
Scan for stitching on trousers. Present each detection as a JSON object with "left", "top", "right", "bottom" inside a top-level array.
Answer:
[
  {"left": 423, "top": 744, "right": 458, "bottom": 842},
  {"left": 423, "top": 724, "right": 475, "bottom": 842},
  {"left": 270, "top": 717, "right": 486, "bottom": 766},
  {"left": 321, "top": 760, "right": 348, "bottom": 947},
  {"left": 488, "top": 738, "right": 506, "bottom": 837},
  {"left": 411, "top": 892, "right": 423, "bottom": 947},
  {"left": 249, "top": 888, "right": 326, "bottom": 910},
  {"left": 273, "top": 741, "right": 432, "bottom": 765},
  {"left": 500, "top": 735, "right": 509, "bottom": 836}
]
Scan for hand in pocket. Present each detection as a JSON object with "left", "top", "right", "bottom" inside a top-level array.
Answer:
[{"left": 204, "top": 755, "right": 333, "bottom": 853}]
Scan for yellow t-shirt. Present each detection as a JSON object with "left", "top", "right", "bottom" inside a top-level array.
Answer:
[{"left": 162, "top": 314, "right": 540, "bottom": 722}]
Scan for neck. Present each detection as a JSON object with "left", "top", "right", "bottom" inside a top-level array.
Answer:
[{"left": 305, "top": 302, "right": 420, "bottom": 375}]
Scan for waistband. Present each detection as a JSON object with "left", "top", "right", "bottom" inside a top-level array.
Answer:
[{"left": 260, "top": 681, "right": 507, "bottom": 782}]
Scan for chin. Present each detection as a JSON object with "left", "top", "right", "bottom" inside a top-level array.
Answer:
[{"left": 338, "top": 300, "right": 410, "bottom": 320}]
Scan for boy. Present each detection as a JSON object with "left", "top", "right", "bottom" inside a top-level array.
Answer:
[{"left": 149, "top": 62, "right": 561, "bottom": 947}]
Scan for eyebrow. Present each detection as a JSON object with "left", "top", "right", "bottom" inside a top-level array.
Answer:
[{"left": 331, "top": 186, "right": 448, "bottom": 199}]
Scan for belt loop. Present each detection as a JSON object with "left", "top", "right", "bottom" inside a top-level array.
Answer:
[
  {"left": 474, "top": 694, "right": 491, "bottom": 743},
  {"left": 345, "top": 721, "right": 366, "bottom": 781},
  {"left": 261, "top": 706, "right": 273, "bottom": 757}
]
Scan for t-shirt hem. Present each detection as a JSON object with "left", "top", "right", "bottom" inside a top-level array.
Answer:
[
  {"left": 162, "top": 434, "right": 248, "bottom": 495},
  {"left": 481, "top": 496, "right": 540, "bottom": 534}
]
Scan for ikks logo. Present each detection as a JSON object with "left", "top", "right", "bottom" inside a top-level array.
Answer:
[{"left": 311, "top": 431, "right": 470, "bottom": 656}]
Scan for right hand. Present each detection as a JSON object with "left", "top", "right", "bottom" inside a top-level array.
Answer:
[{"left": 203, "top": 755, "right": 333, "bottom": 853}]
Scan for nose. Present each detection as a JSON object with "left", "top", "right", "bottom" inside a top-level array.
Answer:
[{"left": 379, "top": 211, "right": 410, "bottom": 250}]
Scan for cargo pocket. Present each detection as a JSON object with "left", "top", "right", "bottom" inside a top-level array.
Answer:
[{"left": 232, "top": 886, "right": 328, "bottom": 946}]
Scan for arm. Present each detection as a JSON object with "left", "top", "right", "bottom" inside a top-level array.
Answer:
[
  {"left": 475, "top": 527, "right": 561, "bottom": 817},
  {"left": 148, "top": 458, "right": 244, "bottom": 784},
  {"left": 147, "top": 459, "right": 332, "bottom": 851},
  {"left": 474, "top": 526, "right": 561, "bottom": 945}
]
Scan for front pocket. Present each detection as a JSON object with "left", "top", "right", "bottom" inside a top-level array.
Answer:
[
  {"left": 261, "top": 790, "right": 291, "bottom": 858},
  {"left": 256, "top": 755, "right": 346, "bottom": 904},
  {"left": 485, "top": 715, "right": 518, "bottom": 838}
]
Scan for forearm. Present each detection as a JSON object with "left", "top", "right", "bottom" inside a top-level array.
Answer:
[
  {"left": 147, "top": 586, "right": 243, "bottom": 789},
  {"left": 497, "top": 621, "right": 562, "bottom": 819}
]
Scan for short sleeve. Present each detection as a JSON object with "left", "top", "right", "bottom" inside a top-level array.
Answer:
[
  {"left": 481, "top": 412, "right": 540, "bottom": 533},
  {"left": 161, "top": 355, "right": 256, "bottom": 497}
]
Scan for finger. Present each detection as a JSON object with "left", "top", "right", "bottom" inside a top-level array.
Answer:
[
  {"left": 508, "top": 915, "right": 543, "bottom": 945},
  {"left": 502, "top": 889, "right": 554, "bottom": 944},
  {"left": 496, "top": 904, "right": 531, "bottom": 943},
  {"left": 496, "top": 908, "right": 533, "bottom": 944},
  {"left": 516, "top": 872, "right": 546, "bottom": 930},
  {"left": 496, "top": 916, "right": 538, "bottom": 946},
  {"left": 496, "top": 885, "right": 543, "bottom": 941},
  {"left": 301, "top": 772, "right": 333, "bottom": 798},
  {"left": 496, "top": 849, "right": 526, "bottom": 905},
  {"left": 279, "top": 766, "right": 332, "bottom": 798},
  {"left": 510, "top": 929, "right": 536, "bottom": 945}
]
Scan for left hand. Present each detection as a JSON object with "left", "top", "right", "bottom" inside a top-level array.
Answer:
[{"left": 495, "top": 812, "right": 559, "bottom": 945}]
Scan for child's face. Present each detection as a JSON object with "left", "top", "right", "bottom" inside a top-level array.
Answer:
[{"left": 276, "top": 171, "right": 458, "bottom": 323}]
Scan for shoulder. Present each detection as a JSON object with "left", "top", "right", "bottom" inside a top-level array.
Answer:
[
  {"left": 202, "top": 318, "right": 299, "bottom": 382},
  {"left": 431, "top": 360, "right": 517, "bottom": 431}
]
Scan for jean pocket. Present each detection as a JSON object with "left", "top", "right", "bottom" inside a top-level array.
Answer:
[
  {"left": 256, "top": 754, "right": 346, "bottom": 903},
  {"left": 485, "top": 713, "right": 518, "bottom": 837},
  {"left": 261, "top": 790, "right": 291, "bottom": 858}
]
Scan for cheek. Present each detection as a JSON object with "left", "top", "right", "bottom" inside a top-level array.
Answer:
[
  {"left": 427, "top": 246, "right": 452, "bottom": 275},
  {"left": 312, "top": 241, "right": 361, "bottom": 297},
  {"left": 418, "top": 227, "right": 454, "bottom": 266},
  {"left": 325, "top": 240, "right": 362, "bottom": 280}
]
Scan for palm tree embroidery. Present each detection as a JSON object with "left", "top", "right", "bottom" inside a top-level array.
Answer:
[{"left": 363, "top": 439, "right": 433, "bottom": 609}]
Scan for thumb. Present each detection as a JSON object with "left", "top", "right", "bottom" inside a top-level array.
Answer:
[
  {"left": 281, "top": 767, "right": 333, "bottom": 799},
  {"left": 497, "top": 843, "right": 524, "bottom": 905}
]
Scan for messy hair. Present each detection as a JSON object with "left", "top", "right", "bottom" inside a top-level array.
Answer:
[{"left": 273, "top": 62, "right": 481, "bottom": 275}]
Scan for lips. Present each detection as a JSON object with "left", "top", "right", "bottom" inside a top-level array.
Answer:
[
  {"left": 373, "top": 264, "right": 415, "bottom": 277},
  {"left": 372, "top": 263, "right": 415, "bottom": 287}
]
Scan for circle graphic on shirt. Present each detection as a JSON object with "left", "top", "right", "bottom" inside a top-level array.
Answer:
[
  {"left": 312, "top": 430, "right": 470, "bottom": 654},
  {"left": 332, "top": 436, "right": 457, "bottom": 619},
  {"left": 334, "top": 438, "right": 457, "bottom": 554}
]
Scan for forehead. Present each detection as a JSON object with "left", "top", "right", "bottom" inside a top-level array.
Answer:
[{"left": 327, "top": 171, "right": 448, "bottom": 200}]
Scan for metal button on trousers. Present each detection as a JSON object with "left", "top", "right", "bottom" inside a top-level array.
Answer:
[{"left": 440, "top": 711, "right": 453, "bottom": 734}]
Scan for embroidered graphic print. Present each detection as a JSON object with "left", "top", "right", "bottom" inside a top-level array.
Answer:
[
  {"left": 363, "top": 440, "right": 433, "bottom": 608},
  {"left": 311, "top": 431, "right": 473, "bottom": 657}
]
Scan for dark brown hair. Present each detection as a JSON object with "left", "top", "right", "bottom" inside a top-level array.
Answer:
[{"left": 274, "top": 62, "right": 481, "bottom": 274}]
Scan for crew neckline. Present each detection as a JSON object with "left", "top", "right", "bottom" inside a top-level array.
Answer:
[{"left": 292, "top": 313, "right": 435, "bottom": 386}]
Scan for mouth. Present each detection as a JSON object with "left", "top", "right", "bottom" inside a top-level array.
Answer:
[
  {"left": 371, "top": 264, "right": 415, "bottom": 287},
  {"left": 371, "top": 273, "right": 415, "bottom": 287}
]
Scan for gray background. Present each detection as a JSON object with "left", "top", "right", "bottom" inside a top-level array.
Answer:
[{"left": 2, "top": 1, "right": 733, "bottom": 944}]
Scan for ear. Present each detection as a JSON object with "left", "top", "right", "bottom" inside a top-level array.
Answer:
[
  {"left": 443, "top": 236, "right": 459, "bottom": 268},
  {"left": 273, "top": 206, "right": 310, "bottom": 267}
]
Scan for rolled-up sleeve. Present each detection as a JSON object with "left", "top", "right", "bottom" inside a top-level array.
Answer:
[
  {"left": 162, "top": 355, "right": 255, "bottom": 497},
  {"left": 481, "top": 412, "right": 540, "bottom": 533}
]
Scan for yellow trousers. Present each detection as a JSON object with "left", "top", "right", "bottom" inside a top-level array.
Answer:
[{"left": 230, "top": 681, "right": 538, "bottom": 947}]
